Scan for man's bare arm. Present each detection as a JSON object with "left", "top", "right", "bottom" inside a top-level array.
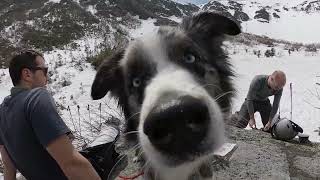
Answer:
[
  {"left": 46, "top": 135, "right": 101, "bottom": 180},
  {"left": 0, "top": 145, "right": 16, "bottom": 180}
]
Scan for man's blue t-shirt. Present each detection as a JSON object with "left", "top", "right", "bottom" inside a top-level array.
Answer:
[{"left": 0, "top": 87, "right": 70, "bottom": 180}]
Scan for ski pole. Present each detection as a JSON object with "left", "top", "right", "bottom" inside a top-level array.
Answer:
[{"left": 290, "top": 83, "right": 293, "bottom": 121}]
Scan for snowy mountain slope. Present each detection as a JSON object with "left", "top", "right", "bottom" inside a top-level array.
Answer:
[
  {"left": 0, "top": 0, "right": 319, "bottom": 145},
  {"left": 0, "top": 0, "right": 199, "bottom": 67}
]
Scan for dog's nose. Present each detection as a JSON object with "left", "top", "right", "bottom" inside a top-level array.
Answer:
[{"left": 143, "top": 95, "right": 210, "bottom": 154}]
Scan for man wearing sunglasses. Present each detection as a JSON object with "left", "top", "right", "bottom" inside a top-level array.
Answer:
[
  {"left": 233, "top": 70, "right": 286, "bottom": 132},
  {"left": 0, "top": 50, "right": 101, "bottom": 180}
]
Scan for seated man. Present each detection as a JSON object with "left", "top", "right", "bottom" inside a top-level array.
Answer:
[
  {"left": 235, "top": 70, "right": 286, "bottom": 131},
  {"left": 0, "top": 50, "right": 101, "bottom": 180}
]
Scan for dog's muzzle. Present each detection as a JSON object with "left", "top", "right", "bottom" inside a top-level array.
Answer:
[{"left": 143, "top": 95, "right": 210, "bottom": 158}]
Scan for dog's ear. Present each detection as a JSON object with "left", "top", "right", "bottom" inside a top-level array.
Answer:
[
  {"left": 181, "top": 11, "right": 241, "bottom": 37},
  {"left": 91, "top": 50, "right": 124, "bottom": 100}
]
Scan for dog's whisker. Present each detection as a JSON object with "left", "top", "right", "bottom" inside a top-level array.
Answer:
[
  {"left": 201, "top": 83, "right": 223, "bottom": 91},
  {"left": 136, "top": 149, "right": 144, "bottom": 159},
  {"left": 126, "top": 143, "right": 141, "bottom": 154},
  {"left": 121, "top": 130, "right": 139, "bottom": 137},
  {"left": 219, "top": 105, "right": 232, "bottom": 111},
  {"left": 214, "top": 91, "right": 235, "bottom": 101},
  {"left": 190, "top": 84, "right": 235, "bottom": 103},
  {"left": 191, "top": 83, "right": 223, "bottom": 92},
  {"left": 107, "top": 143, "right": 142, "bottom": 180},
  {"left": 107, "top": 153, "right": 130, "bottom": 180},
  {"left": 126, "top": 111, "right": 141, "bottom": 122},
  {"left": 221, "top": 107, "right": 232, "bottom": 111}
]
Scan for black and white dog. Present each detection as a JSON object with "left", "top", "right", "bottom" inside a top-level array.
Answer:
[{"left": 91, "top": 11, "right": 241, "bottom": 180}]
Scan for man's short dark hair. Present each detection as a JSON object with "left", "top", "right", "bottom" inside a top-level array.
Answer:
[{"left": 9, "top": 50, "right": 43, "bottom": 86}]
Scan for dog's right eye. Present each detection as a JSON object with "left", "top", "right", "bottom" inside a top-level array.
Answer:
[
  {"left": 183, "top": 53, "right": 196, "bottom": 63},
  {"left": 132, "top": 78, "right": 141, "bottom": 87}
]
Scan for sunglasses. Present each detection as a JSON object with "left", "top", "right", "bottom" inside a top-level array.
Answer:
[{"left": 28, "top": 66, "right": 48, "bottom": 75}]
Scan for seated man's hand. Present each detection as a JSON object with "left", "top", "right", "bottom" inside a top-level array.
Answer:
[
  {"left": 248, "top": 118, "right": 256, "bottom": 129},
  {"left": 263, "top": 121, "right": 272, "bottom": 131}
]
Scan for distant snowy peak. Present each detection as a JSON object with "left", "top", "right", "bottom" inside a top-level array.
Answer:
[
  {"left": 204, "top": 0, "right": 320, "bottom": 23},
  {"left": 202, "top": 0, "right": 320, "bottom": 43},
  {"left": 202, "top": 1, "right": 249, "bottom": 22},
  {"left": 294, "top": 0, "right": 320, "bottom": 13}
]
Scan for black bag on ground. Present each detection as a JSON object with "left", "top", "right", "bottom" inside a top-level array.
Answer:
[
  {"left": 80, "top": 141, "right": 119, "bottom": 179},
  {"left": 79, "top": 127, "right": 128, "bottom": 180}
]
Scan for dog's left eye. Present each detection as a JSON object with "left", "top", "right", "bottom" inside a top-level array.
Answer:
[
  {"left": 132, "top": 78, "right": 141, "bottom": 87},
  {"left": 183, "top": 53, "right": 196, "bottom": 63}
]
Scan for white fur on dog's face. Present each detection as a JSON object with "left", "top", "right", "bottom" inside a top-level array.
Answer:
[
  {"left": 139, "top": 69, "right": 225, "bottom": 179},
  {"left": 120, "top": 32, "right": 225, "bottom": 179}
]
